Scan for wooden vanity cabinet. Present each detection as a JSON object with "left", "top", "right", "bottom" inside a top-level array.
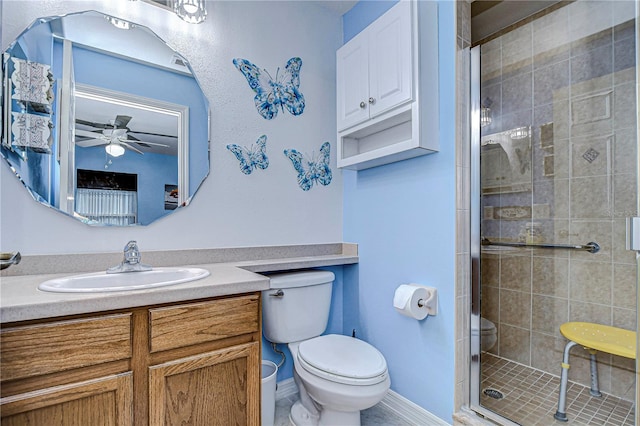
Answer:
[
  {"left": 0, "top": 293, "right": 261, "bottom": 426},
  {"left": 0, "top": 313, "right": 134, "bottom": 425}
]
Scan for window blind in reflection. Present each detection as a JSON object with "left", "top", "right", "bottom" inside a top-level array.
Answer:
[{"left": 75, "top": 188, "right": 137, "bottom": 226}]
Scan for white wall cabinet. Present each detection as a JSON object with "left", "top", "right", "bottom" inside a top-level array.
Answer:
[
  {"left": 337, "top": 1, "right": 412, "bottom": 132},
  {"left": 336, "top": 0, "right": 439, "bottom": 170}
]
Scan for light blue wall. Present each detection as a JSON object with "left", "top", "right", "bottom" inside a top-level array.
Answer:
[
  {"left": 342, "top": 1, "right": 457, "bottom": 421},
  {"left": 75, "top": 146, "right": 178, "bottom": 225},
  {"left": 342, "top": 0, "right": 398, "bottom": 42},
  {"left": 73, "top": 46, "right": 208, "bottom": 197}
]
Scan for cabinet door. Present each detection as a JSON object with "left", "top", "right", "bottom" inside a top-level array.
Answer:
[
  {"left": 149, "top": 342, "right": 260, "bottom": 426},
  {"left": 368, "top": 0, "right": 413, "bottom": 118},
  {"left": 336, "top": 30, "right": 370, "bottom": 131},
  {"left": 0, "top": 373, "right": 133, "bottom": 426}
]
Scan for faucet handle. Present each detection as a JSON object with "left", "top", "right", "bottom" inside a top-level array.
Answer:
[
  {"left": 107, "top": 241, "right": 151, "bottom": 274},
  {"left": 123, "top": 240, "right": 140, "bottom": 264},
  {"left": 124, "top": 240, "right": 138, "bottom": 251}
]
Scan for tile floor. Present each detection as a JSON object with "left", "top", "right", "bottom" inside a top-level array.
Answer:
[
  {"left": 274, "top": 393, "right": 414, "bottom": 426},
  {"left": 480, "top": 353, "right": 635, "bottom": 425}
]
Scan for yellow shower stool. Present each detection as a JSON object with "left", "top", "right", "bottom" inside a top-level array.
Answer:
[{"left": 554, "top": 322, "right": 636, "bottom": 422}]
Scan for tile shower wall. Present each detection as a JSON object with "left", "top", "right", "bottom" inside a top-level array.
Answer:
[{"left": 479, "top": 1, "right": 637, "bottom": 401}]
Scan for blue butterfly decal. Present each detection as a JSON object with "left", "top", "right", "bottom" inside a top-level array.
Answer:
[
  {"left": 232, "top": 57, "right": 305, "bottom": 120},
  {"left": 226, "top": 135, "right": 269, "bottom": 175},
  {"left": 284, "top": 142, "right": 332, "bottom": 191}
]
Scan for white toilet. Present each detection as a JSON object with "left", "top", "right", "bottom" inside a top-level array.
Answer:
[
  {"left": 480, "top": 317, "right": 497, "bottom": 352},
  {"left": 262, "top": 270, "right": 390, "bottom": 426}
]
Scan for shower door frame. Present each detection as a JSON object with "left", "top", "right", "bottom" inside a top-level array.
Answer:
[
  {"left": 469, "top": 4, "right": 640, "bottom": 422},
  {"left": 469, "top": 44, "right": 482, "bottom": 411},
  {"left": 468, "top": 44, "right": 518, "bottom": 425}
]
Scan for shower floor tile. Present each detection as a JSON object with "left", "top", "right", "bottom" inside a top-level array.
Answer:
[{"left": 480, "top": 353, "right": 635, "bottom": 425}]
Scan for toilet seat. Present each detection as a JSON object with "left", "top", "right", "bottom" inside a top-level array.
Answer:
[{"left": 297, "top": 334, "right": 388, "bottom": 386}]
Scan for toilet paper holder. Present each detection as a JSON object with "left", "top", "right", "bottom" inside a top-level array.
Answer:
[
  {"left": 416, "top": 287, "right": 437, "bottom": 316},
  {"left": 393, "top": 284, "right": 438, "bottom": 319}
]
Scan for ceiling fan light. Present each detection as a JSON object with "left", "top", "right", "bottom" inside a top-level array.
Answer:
[
  {"left": 106, "top": 16, "right": 133, "bottom": 30},
  {"left": 175, "top": 0, "right": 206, "bottom": 24},
  {"left": 105, "top": 143, "right": 125, "bottom": 157}
]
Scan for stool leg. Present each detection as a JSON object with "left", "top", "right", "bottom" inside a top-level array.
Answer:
[
  {"left": 554, "top": 341, "right": 578, "bottom": 422},
  {"left": 588, "top": 349, "right": 602, "bottom": 397}
]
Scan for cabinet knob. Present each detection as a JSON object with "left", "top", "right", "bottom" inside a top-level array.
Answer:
[
  {"left": 368, "top": 97, "right": 375, "bottom": 104},
  {"left": 359, "top": 101, "right": 366, "bottom": 109}
]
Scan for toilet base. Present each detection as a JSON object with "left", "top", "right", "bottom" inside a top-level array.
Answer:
[
  {"left": 319, "top": 407, "right": 361, "bottom": 425},
  {"left": 290, "top": 400, "right": 361, "bottom": 426},
  {"left": 290, "top": 400, "right": 320, "bottom": 426}
]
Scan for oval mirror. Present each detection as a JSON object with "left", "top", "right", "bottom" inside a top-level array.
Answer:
[{"left": 1, "top": 10, "right": 210, "bottom": 226}]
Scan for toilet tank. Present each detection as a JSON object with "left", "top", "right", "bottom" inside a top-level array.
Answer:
[{"left": 262, "top": 270, "right": 335, "bottom": 344}]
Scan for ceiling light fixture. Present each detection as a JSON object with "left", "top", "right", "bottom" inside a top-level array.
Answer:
[
  {"left": 174, "top": 0, "right": 207, "bottom": 24},
  {"left": 510, "top": 127, "right": 530, "bottom": 140},
  {"left": 106, "top": 16, "right": 133, "bottom": 30},
  {"left": 105, "top": 143, "right": 125, "bottom": 157},
  {"left": 480, "top": 97, "right": 493, "bottom": 128},
  {"left": 480, "top": 106, "right": 492, "bottom": 127}
]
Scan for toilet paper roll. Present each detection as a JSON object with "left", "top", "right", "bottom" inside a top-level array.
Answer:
[{"left": 393, "top": 284, "right": 429, "bottom": 320}]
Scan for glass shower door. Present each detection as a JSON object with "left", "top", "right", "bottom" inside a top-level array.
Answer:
[{"left": 471, "top": 1, "right": 638, "bottom": 424}]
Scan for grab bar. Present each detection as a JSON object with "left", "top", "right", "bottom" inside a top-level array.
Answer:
[{"left": 481, "top": 238, "right": 600, "bottom": 254}]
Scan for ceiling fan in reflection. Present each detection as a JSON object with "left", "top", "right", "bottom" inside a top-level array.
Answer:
[{"left": 74, "top": 115, "right": 174, "bottom": 157}]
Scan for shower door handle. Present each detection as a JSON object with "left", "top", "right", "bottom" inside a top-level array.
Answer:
[{"left": 626, "top": 217, "right": 640, "bottom": 251}]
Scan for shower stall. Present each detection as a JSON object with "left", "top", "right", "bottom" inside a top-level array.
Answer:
[{"left": 470, "top": 1, "right": 638, "bottom": 424}]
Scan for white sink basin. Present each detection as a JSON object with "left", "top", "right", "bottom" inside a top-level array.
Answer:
[{"left": 39, "top": 267, "right": 210, "bottom": 293}]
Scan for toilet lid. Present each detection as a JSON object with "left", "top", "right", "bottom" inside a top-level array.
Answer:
[{"left": 297, "top": 334, "right": 388, "bottom": 386}]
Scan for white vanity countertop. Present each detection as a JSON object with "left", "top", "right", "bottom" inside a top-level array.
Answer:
[
  {"left": 0, "top": 263, "right": 269, "bottom": 323},
  {"left": 0, "top": 243, "right": 359, "bottom": 323}
]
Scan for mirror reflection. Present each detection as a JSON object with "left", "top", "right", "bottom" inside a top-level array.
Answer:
[
  {"left": 480, "top": 126, "right": 532, "bottom": 194},
  {"left": 1, "top": 10, "right": 210, "bottom": 226}
]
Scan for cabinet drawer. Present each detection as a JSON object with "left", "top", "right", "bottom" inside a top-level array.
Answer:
[
  {"left": 149, "top": 295, "right": 259, "bottom": 353},
  {"left": 1, "top": 314, "right": 132, "bottom": 382}
]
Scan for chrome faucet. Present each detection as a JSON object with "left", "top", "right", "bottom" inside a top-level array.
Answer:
[{"left": 107, "top": 240, "right": 152, "bottom": 274}]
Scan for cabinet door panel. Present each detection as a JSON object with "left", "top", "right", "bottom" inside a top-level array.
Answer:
[
  {"left": 368, "top": 0, "right": 412, "bottom": 118},
  {"left": 149, "top": 341, "right": 260, "bottom": 426},
  {"left": 336, "top": 30, "right": 370, "bottom": 131},
  {"left": 1, "top": 373, "right": 133, "bottom": 426},
  {"left": 1, "top": 314, "right": 132, "bottom": 381}
]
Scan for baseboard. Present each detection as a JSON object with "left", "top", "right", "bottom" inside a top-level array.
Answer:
[
  {"left": 275, "top": 378, "right": 298, "bottom": 400},
  {"left": 275, "top": 380, "right": 449, "bottom": 425},
  {"left": 379, "top": 390, "right": 451, "bottom": 425}
]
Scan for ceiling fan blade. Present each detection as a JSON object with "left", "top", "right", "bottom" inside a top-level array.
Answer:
[
  {"left": 125, "top": 138, "right": 171, "bottom": 148},
  {"left": 120, "top": 141, "right": 144, "bottom": 155},
  {"left": 75, "top": 119, "right": 111, "bottom": 129},
  {"left": 75, "top": 138, "right": 107, "bottom": 148},
  {"left": 128, "top": 130, "right": 178, "bottom": 138},
  {"left": 113, "top": 115, "right": 132, "bottom": 128},
  {"left": 75, "top": 129, "right": 104, "bottom": 138}
]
